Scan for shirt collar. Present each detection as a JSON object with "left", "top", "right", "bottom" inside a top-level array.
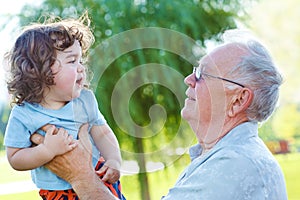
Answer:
[{"left": 189, "top": 122, "right": 258, "bottom": 161}]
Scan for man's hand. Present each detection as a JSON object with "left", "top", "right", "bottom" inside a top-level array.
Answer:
[
  {"left": 31, "top": 124, "right": 93, "bottom": 182},
  {"left": 30, "top": 124, "right": 117, "bottom": 200},
  {"left": 48, "top": 124, "right": 94, "bottom": 182}
]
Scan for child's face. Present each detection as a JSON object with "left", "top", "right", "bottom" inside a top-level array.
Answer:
[{"left": 46, "top": 40, "right": 85, "bottom": 103}]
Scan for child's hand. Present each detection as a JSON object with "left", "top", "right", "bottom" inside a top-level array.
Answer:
[
  {"left": 42, "top": 125, "right": 77, "bottom": 159},
  {"left": 96, "top": 159, "right": 121, "bottom": 184}
]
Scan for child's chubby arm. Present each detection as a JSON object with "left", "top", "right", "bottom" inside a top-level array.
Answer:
[
  {"left": 90, "top": 124, "right": 122, "bottom": 183},
  {"left": 6, "top": 125, "right": 77, "bottom": 171}
]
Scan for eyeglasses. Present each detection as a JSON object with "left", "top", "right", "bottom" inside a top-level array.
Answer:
[{"left": 193, "top": 67, "right": 245, "bottom": 88}]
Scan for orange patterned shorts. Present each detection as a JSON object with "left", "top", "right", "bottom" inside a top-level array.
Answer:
[{"left": 39, "top": 158, "right": 126, "bottom": 200}]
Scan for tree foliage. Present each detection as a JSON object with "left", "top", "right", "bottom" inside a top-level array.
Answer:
[{"left": 248, "top": 0, "right": 300, "bottom": 143}]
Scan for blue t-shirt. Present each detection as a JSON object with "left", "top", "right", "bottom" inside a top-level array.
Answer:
[
  {"left": 162, "top": 122, "right": 288, "bottom": 200},
  {"left": 4, "top": 89, "right": 106, "bottom": 190}
]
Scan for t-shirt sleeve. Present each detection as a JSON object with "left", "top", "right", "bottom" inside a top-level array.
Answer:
[
  {"left": 83, "top": 89, "right": 107, "bottom": 126},
  {"left": 3, "top": 107, "right": 32, "bottom": 148}
]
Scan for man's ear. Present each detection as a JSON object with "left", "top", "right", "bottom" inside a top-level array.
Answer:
[{"left": 228, "top": 88, "right": 253, "bottom": 117}]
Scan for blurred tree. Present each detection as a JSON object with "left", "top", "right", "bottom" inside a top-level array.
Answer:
[
  {"left": 272, "top": 104, "right": 300, "bottom": 140},
  {"left": 8, "top": 0, "right": 255, "bottom": 199},
  {"left": 0, "top": 104, "right": 10, "bottom": 150},
  {"left": 248, "top": 0, "right": 300, "bottom": 144}
]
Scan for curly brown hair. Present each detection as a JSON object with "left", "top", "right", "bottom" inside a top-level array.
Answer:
[{"left": 5, "top": 12, "right": 95, "bottom": 105}]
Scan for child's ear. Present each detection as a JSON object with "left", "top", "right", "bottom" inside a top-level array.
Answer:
[{"left": 50, "top": 60, "right": 60, "bottom": 74}]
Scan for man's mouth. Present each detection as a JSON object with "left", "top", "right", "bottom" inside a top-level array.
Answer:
[
  {"left": 188, "top": 96, "right": 196, "bottom": 101},
  {"left": 186, "top": 92, "right": 196, "bottom": 101}
]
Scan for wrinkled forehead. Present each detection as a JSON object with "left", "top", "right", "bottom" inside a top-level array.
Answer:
[{"left": 197, "top": 43, "right": 248, "bottom": 75}]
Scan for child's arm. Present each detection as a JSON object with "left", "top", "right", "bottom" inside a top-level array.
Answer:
[
  {"left": 90, "top": 124, "right": 122, "bottom": 183},
  {"left": 6, "top": 125, "right": 77, "bottom": 171}
]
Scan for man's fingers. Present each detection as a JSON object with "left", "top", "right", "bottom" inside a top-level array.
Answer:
[
  {"left": 78, "top": 123, "right": 89, "bottom": 139},
  {"left": 45, "top": 125, "right": 55, "bottom": 135},
  {"left": 76, "top": 123, "right": 93, "bottom": 163},
  {"left": 30, "top": 125, "right": 54, "bottom": 146},
  {"left": 78, "top": 123, "right": 91, "bottom": 150},
  {"left": 30, "top": 133, "right": 44, "bottom": 145},
  {"left": 40, "top": 124, "right": 53, "bottom": 132},
  {"left": 32, "top": 124, "right": 87, "bottom": 147},
  {"left": 41, "top": 124, "right": 59, "bottom": 134}
]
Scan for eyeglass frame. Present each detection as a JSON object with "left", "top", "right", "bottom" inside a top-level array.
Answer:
[{"left": 193, "top": 67, "right": 245, "bottom": 88}]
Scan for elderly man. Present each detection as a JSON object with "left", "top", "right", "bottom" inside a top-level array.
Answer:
[{"left": 31, "top": 29, "right": 288, "bottom": 200}]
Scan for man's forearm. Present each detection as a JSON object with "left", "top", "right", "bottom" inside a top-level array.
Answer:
[{"left": 71, "top": 170, "right": 117, "bottom": 200}]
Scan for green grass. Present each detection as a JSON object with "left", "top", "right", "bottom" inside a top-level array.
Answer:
[
  {"left": 275, "top": 153, "right": 300, "bottom": 200},
  {"left": 0, "top": 191, "right": 40, "bottom": 200},
  {"left": 0, "top": 152, "right": 299, "bottom": 200},
  {"left": 0, "top": 158, "right": 31, "bottom": 184},
  {"left": 121, "top": 155, "right": 189, "bottom": 200},
  {"left": 0, "top": 151, "right": 39, "bottom": 200}
]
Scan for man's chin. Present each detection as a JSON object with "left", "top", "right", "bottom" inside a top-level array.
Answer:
[{"left": 180, "top": 107, "right": 191, "bottom": 121}]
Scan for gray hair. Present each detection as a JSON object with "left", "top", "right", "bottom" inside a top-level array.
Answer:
[{"left": 223, "top": 29, "right": 283, "bottom": 122}]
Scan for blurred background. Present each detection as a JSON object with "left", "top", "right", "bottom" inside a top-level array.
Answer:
[{"left": 0, "top": 0, "right": 299, "bottom": 199}]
